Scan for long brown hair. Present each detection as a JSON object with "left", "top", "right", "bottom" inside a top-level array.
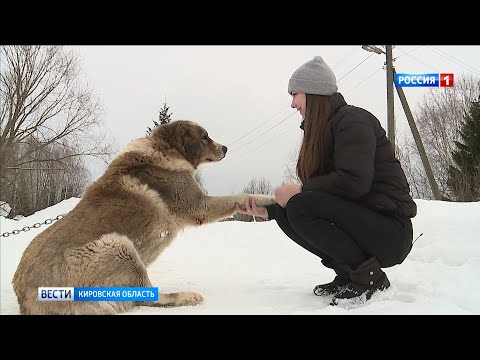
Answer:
[{"left": 296, "top": 94, "right": 332, "bottom": 184}]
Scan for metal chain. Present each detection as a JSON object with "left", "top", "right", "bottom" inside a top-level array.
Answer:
[{"left": 1, "top": 214, "right": 65, "bottom": 238}]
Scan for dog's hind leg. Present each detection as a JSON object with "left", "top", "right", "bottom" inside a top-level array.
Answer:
[
  {"left": 66, "top": 233, "right": 203, "bottom": 313},
  {"left": 63, "top": 233, "right": 157, "bottom": 314}
]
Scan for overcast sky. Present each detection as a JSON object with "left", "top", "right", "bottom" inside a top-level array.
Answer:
[{"left": 74, "top": 45, "right": 480, "bottom": 196}]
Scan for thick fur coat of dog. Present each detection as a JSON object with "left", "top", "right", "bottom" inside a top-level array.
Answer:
[{"left": 13, "top": 120, "right": 276, "bottom": 315}]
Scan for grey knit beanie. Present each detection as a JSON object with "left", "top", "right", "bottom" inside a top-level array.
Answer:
[{"left": 288, "top": 56, "right": 338, "bottom": 96}]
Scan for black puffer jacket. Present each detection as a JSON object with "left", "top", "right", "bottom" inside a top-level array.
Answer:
[{"left": 268, "top": 92, "right": 417, "bottom": 219}]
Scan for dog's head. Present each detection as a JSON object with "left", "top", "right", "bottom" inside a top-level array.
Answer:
[{"left": 150, "top": 120, "right": 227, "bottom": 169}]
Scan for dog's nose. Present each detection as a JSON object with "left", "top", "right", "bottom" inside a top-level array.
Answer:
[{"left": 222, "top": 146, "right": 228, "bottom": 155}]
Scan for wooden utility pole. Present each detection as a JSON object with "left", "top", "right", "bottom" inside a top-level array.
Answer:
[
  {"left": 394, "top": 69, "right": 443, "bottom": 200},
  {"left": 386, "top": 46, "right": 395, "bottom": 154},
  {"left": 362, "top": 45, "right": 443, "bottom": 200}
]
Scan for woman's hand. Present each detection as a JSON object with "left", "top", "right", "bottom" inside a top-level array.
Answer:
[
  {"left": 235, "top": 197, "right": 268, "bottom": 219},
  {"left": 274, "top": 183, "right": 302, "bottom": 208}
]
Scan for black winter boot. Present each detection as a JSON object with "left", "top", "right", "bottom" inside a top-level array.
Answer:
[
  {"left": 330, "top": 257, "right": 390, "bottom": 306},
  {"left": 313, "top": 261, "right": 351, "bottom": 297}
]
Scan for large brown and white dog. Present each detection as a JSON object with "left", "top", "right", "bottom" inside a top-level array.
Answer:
[{"left": 12, "top": 120, "right": 276, "bottom": 315}]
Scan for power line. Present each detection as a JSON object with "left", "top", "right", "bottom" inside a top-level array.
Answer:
[
  {"left": 228, "top": 52, "right": 378, "bottom": 157},
  {"left": 395, "top": 47, "right": 439, "bottom": 72},
  {"left": 343, "top": 67, "right": 383, "bottom": 95},
  {"left": 227, "top": 48, "right": 373, "bottom": 152},
  {"left": 228, "top": 110, "right": 297, "bottom": 154},
  {"left": 337, "top": 53, "right": 375, "bottom": 83},
  {"left": 223, "top": 121, "right": 298, "bottom": 163},
  {"left": 201, "top": 119, "right": 297, "bottom": 169},
  {"left": 427, "top": 46, "right": 480, "bottom": 77},
  {"left": 332, "top": 46, "right": 359, "bottom": 70},
  {"left": 226, "top": 104, "right": 290, "bottom": 147},
  {"left": 227, "top": 58, "right": 381, "bottom": 159},
  {"left": 394, "top": 45, "right": 423, "bottom": 60},
  {"left": 224, "top": 49, "right": 381, "bottom": 159}
]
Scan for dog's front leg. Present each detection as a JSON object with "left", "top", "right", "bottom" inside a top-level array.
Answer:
[{"left": 196, "top": 194, "right": 276, "bottom": 224}]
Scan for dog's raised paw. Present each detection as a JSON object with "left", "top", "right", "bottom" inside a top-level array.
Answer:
[{"left": 253, "top": 195, "right": 277, "bottom": 207}]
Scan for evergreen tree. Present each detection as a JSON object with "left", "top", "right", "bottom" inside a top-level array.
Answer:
[
  {"left": 145, "top": 101, "right": 207, "bottom": 191},
  {"left": 447, "top": 98, "right": 480, "bottom": 201},
  {"left": 147, "top": 101, "right": 173, "bottom": 135}
]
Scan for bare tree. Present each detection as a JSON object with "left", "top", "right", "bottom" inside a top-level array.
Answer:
[
  {"left": 395, "top": 135, "right": 431, "bottom": 199},
  {"left": 282, "top": 145, "right": 301, "bottom": 185},
  {"left": 0, "top": 45, "right": 115, "bottom": 217},
  {"left": 233, "top": 177, "right": 273, "bottom": 222},
  {"left": 9, "top": 137, "right": 91, "bottom": 216},
  {"left": 244, "top": 177, "right": 273, "bottom": 196},
  {"left": 396, "top": 73, "right": 480, "bottom": 199}
]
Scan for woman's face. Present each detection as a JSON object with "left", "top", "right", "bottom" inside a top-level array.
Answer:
[{"left": 290, "top": 92, "right": 306, "bottom": 119}]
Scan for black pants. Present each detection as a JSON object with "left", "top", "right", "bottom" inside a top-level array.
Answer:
[{"left": 273, "top": 191, "right": 413, "bottom": 268}]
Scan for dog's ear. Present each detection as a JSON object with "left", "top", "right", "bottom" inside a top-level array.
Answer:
[
  {"left": 177, "top": 123, "right": 202, "bottom": 167},
  {"left": 150, "top": 122, "right": 173, "bottom": 142}
]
